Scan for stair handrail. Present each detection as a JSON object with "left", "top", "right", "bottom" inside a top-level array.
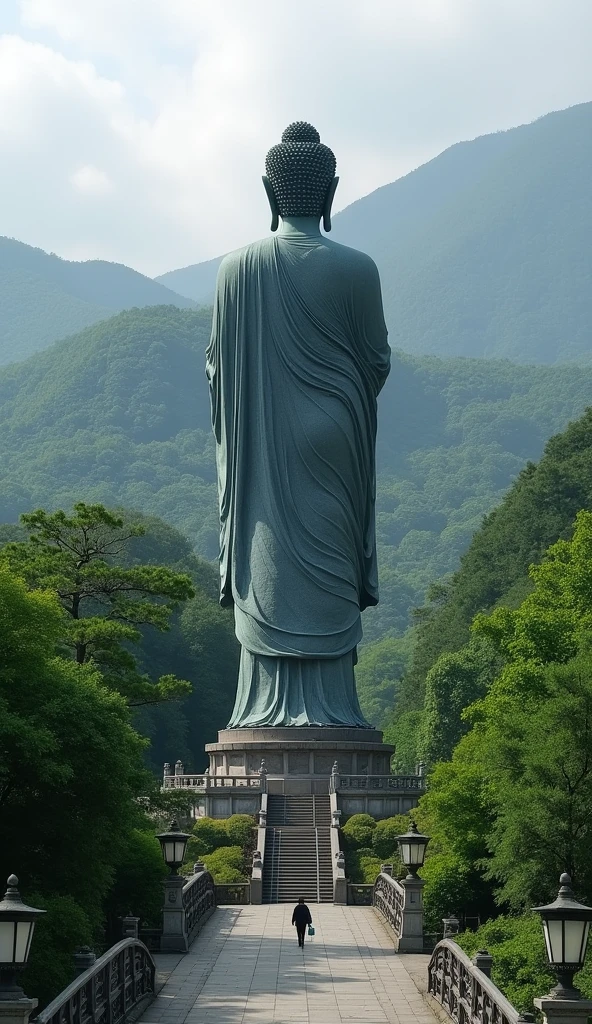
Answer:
[
  {"left": 251, "top": 791, "right": 267, "bottom": 904},
  {"left": 315, "top": 827, "right": 321, "bottom": 904},
  {"left": 34, "top": 939, "right": 155, "bottom": 1024},
  {"left": 274, "top": 829, "right": 281, "bottom": 904},
  {"left": 329, "top": 786, "right": 347, "bottom": 904}
]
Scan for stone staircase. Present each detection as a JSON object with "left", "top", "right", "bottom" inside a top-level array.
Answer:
[{"left": 262, "top": 795, "right": 333, "bottom": 903}]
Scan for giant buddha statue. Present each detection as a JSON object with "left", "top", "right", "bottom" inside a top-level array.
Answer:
[{"left": 206, "top": 122, "right": 390, "bottom": 729}]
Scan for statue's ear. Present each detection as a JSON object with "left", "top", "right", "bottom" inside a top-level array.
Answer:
[
  {"left": 322, "top": 176, "right": 339, "bottom": 232},
  {"left": 262, "top": 176, "right": 279, "bottom": 232}
]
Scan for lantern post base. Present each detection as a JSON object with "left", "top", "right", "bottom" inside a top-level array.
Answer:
[
  {"left": 0, "top": 997, "right": 38, "bottom": 1024},
  {"left": 535, "top": 996, "right": 592, "bottom": 1024},
  {"left": 160, "top": 875, "right": 188, "bottom": 953}
]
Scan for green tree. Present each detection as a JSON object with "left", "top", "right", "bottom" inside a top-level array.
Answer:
[
  {"left": 419, "top": 512, "right": 592, "bottom": 916},
  {"left": 418, "top": 639, "right": 499, "bottom": 766},
  {"left": 0, "top": 563, "right": 155, "bottom": 1000},
  {"left": 1, "top": 503, "right": 194, "bottom": 706},
  {"left": 355, "top": 635, "right": 412, "bottom": 726}
]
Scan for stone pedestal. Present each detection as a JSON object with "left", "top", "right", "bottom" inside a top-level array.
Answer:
[
  {"left": 161, "top": 875, "right": 188, "bottom": 953},
  {"left": 205, "top": 726, "right": 394, "bottom": 795},
  {"left": 534, "top": 997, "right": 592, "bottom": 1024},
  {"left": 397, "top": 876, "right": 425, "bottom": 952},
  {"left": 0, "top": 999, "right": 38, "bottom": 1024}
]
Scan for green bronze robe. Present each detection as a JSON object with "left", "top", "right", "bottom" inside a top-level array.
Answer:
[{"left": 206, "top": 223, "right": 390, "bottom": 727}]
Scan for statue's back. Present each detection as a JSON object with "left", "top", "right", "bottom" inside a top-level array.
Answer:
[{"left": 206, "top": 124, "right": 390, "bottom": 729}]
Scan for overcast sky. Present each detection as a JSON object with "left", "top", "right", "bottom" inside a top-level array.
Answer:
[{"left": 1, "top": 0, "right": 592, "bottom": 277}]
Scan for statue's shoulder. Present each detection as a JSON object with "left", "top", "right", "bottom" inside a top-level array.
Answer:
[
  {"left": 217, "top": 238, "right": 275, "bottom": 281},
  {"left": 320, "top": 238, "right": 380, "bottom": 277}
]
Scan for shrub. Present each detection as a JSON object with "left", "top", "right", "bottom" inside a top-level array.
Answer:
[
  {"left": 456, "top": 913, "right": 555, "bottom": 1013},
  {"left": 191, "top": 816, "right": 229, "bottom": 853},
  {"left": 346, "top": 848, "right": 382, "bottom": 884},
  {"left": 341, "top": 813, "right": 377, "bottom": 850},
  {"left": 185, "top": 834, "right": 209, "bottom": 864},
  {"left": 225, "top": 814, "right": 256, "bottom": 849},
  {"left": 371, "top": 815, "right": 410, "bottom": 860},
  {"left": 203, "top": 846, "right": 245, "bottom": 882}
]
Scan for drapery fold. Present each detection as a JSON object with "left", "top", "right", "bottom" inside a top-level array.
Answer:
[{"left": 206, "top": 226, "right": 389, "bottom": 726}]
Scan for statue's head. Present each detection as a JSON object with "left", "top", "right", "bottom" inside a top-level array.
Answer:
[{"left": 263, "top": 122, "right": 339, "bottom": 232}]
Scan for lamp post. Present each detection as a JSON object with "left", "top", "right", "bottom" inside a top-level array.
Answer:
[
  {"left": 156, "top": 820, "right": 191, "bottom": 953},
  {"left": 534, "top": 874, "right": 592, "bottom": 1000},
  {"left": 0, "top": 875, "right": 45, "bottom": 1024},
  {"left": 156, "top": 819, "right": 190, "bottom": 876},
  {"left": 396, "top": 820, "right": 430, "bottom": 879},
  {"left": 392, "top": 822, "right": 430, "bottom": 953},
  {"left": 0, "top": 875, "right": 45, "bottom": 1002}
]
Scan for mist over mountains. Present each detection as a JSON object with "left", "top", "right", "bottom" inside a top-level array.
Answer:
[
  {"left": 159, "top": 102, "right": 592, "bottom": 365},
  {"left": 0, "top": 237, "right": 196, "bottom": 365}
]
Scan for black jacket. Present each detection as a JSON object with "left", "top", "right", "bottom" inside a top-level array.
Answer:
[{"left": 292, "top": 903, "right": 312, "bottom": 927}]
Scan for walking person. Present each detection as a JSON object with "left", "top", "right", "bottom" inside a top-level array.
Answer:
[{"left": 292, "top": 897, "right": 312, "bottom": 948}]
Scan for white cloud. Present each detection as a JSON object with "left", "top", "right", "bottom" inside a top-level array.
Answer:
[
  {"left": 1, "top": 0, "right": 592, "bottom": 275},
  {"left": 70, "top": 164, "right": 113, "bottom": 195}
]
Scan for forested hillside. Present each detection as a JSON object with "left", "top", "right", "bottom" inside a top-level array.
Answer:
[
  {"left": 162, "top": 102, "right": 592, "bottom": 364},
  {"left": 388, "top": 406, "right": 592, "bottom": 768},
  {"left": 1, "top": 304, "right": 592, "bottom": 658},
  {"left": 0, "top": 237, "right": 196, "bottom": 365}
]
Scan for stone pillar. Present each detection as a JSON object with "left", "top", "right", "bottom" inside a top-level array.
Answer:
[
  {"left": 0, "top": 999, "right": 38, "bottom": 1024},
  {"left": 160, "top": 875, "right": 188, "bottom": 953},
  {"left": 331, "top": 761, "right": 340, "bottom": 791},
  {"left": 534, "top": 997, "right": 592, "bottom": 1024},
  {"left": 251, "top": 851, "right": 263, "bottom": 905},
  {"left": 122, "top": 914, "right": 140, "bottom": 940},
  {"left": 73, "top": 946, "right": 97, "bottom": 976},
  {"left": 163, "top": 762, "right": 172, "bottom": 778},
  {"left": 398, "top": 876, "right": 425, "bottom": 952},
  {"left": 473, "top": 949, "right": 493, "bottom": 978},
  {"left": 443, "top": 914, "right": 460, "bottom": 939}
]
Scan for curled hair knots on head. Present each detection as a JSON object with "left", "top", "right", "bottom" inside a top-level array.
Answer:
[{"left": 265, "top": 122, "right": 336, "bottom": 218}]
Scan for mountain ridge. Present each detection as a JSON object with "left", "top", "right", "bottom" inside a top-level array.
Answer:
[
  {"left": 157, "top": 102, "right": 592, "bottom": 365},
  {"left": 0, "top": 236, "right": 197, "bottom": 365}
]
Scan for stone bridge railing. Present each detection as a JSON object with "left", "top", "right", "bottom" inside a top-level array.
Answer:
[
  {"left": 34, "top": 940, "right": 155, "bottom": 1024},
  {"left": 372, "top": 869, "right": 424, "bottom": 952},
  {"left": 183, "top": 868, "right": 216, "bottom": 946},
  {"left": 427, "top": 939, "right": 520, "bottom": 1024},
  {"left": 330, "top": 773, "right": 426, "bottom": 792},
  {"left": 163, "top": 773, "right": 265, "bottom": 791}
]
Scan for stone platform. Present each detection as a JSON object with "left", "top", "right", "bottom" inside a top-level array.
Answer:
[{"left": 205, "top": 726, "right": 394, "bottom": 794}]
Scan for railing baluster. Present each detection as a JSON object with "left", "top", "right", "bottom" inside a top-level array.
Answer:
[
  {"left": 427, "top": 940, "right": 519, "bottom": 1024},
  {"left": 32, "top": 941, "right": 156, "bottom": 1024}
]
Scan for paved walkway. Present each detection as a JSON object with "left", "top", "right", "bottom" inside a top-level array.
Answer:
[{"left": 148, "top": 904, "right": 437, "bottom": 1024}]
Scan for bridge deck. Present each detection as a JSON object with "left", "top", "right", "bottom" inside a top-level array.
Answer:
[{"left": 147, "top": 904, "right": 437, "bottom": 1024}]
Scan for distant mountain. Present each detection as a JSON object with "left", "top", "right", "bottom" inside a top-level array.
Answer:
[
  {"left": 0, "top": 237, "right": 196, "bottom": 365},
  {"left": 155, "top": 254, "right": 224, "bottom": 306},
  {"left": 2, "top": 305, "right": 592, "bottom": 639},
  {"left": 160, "top": 102, "right": 592, "bottom": 363}
]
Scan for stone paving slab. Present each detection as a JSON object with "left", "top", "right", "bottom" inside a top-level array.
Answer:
[{"left": 147, "top": 905, "right": 436, "bottom": 1024}]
